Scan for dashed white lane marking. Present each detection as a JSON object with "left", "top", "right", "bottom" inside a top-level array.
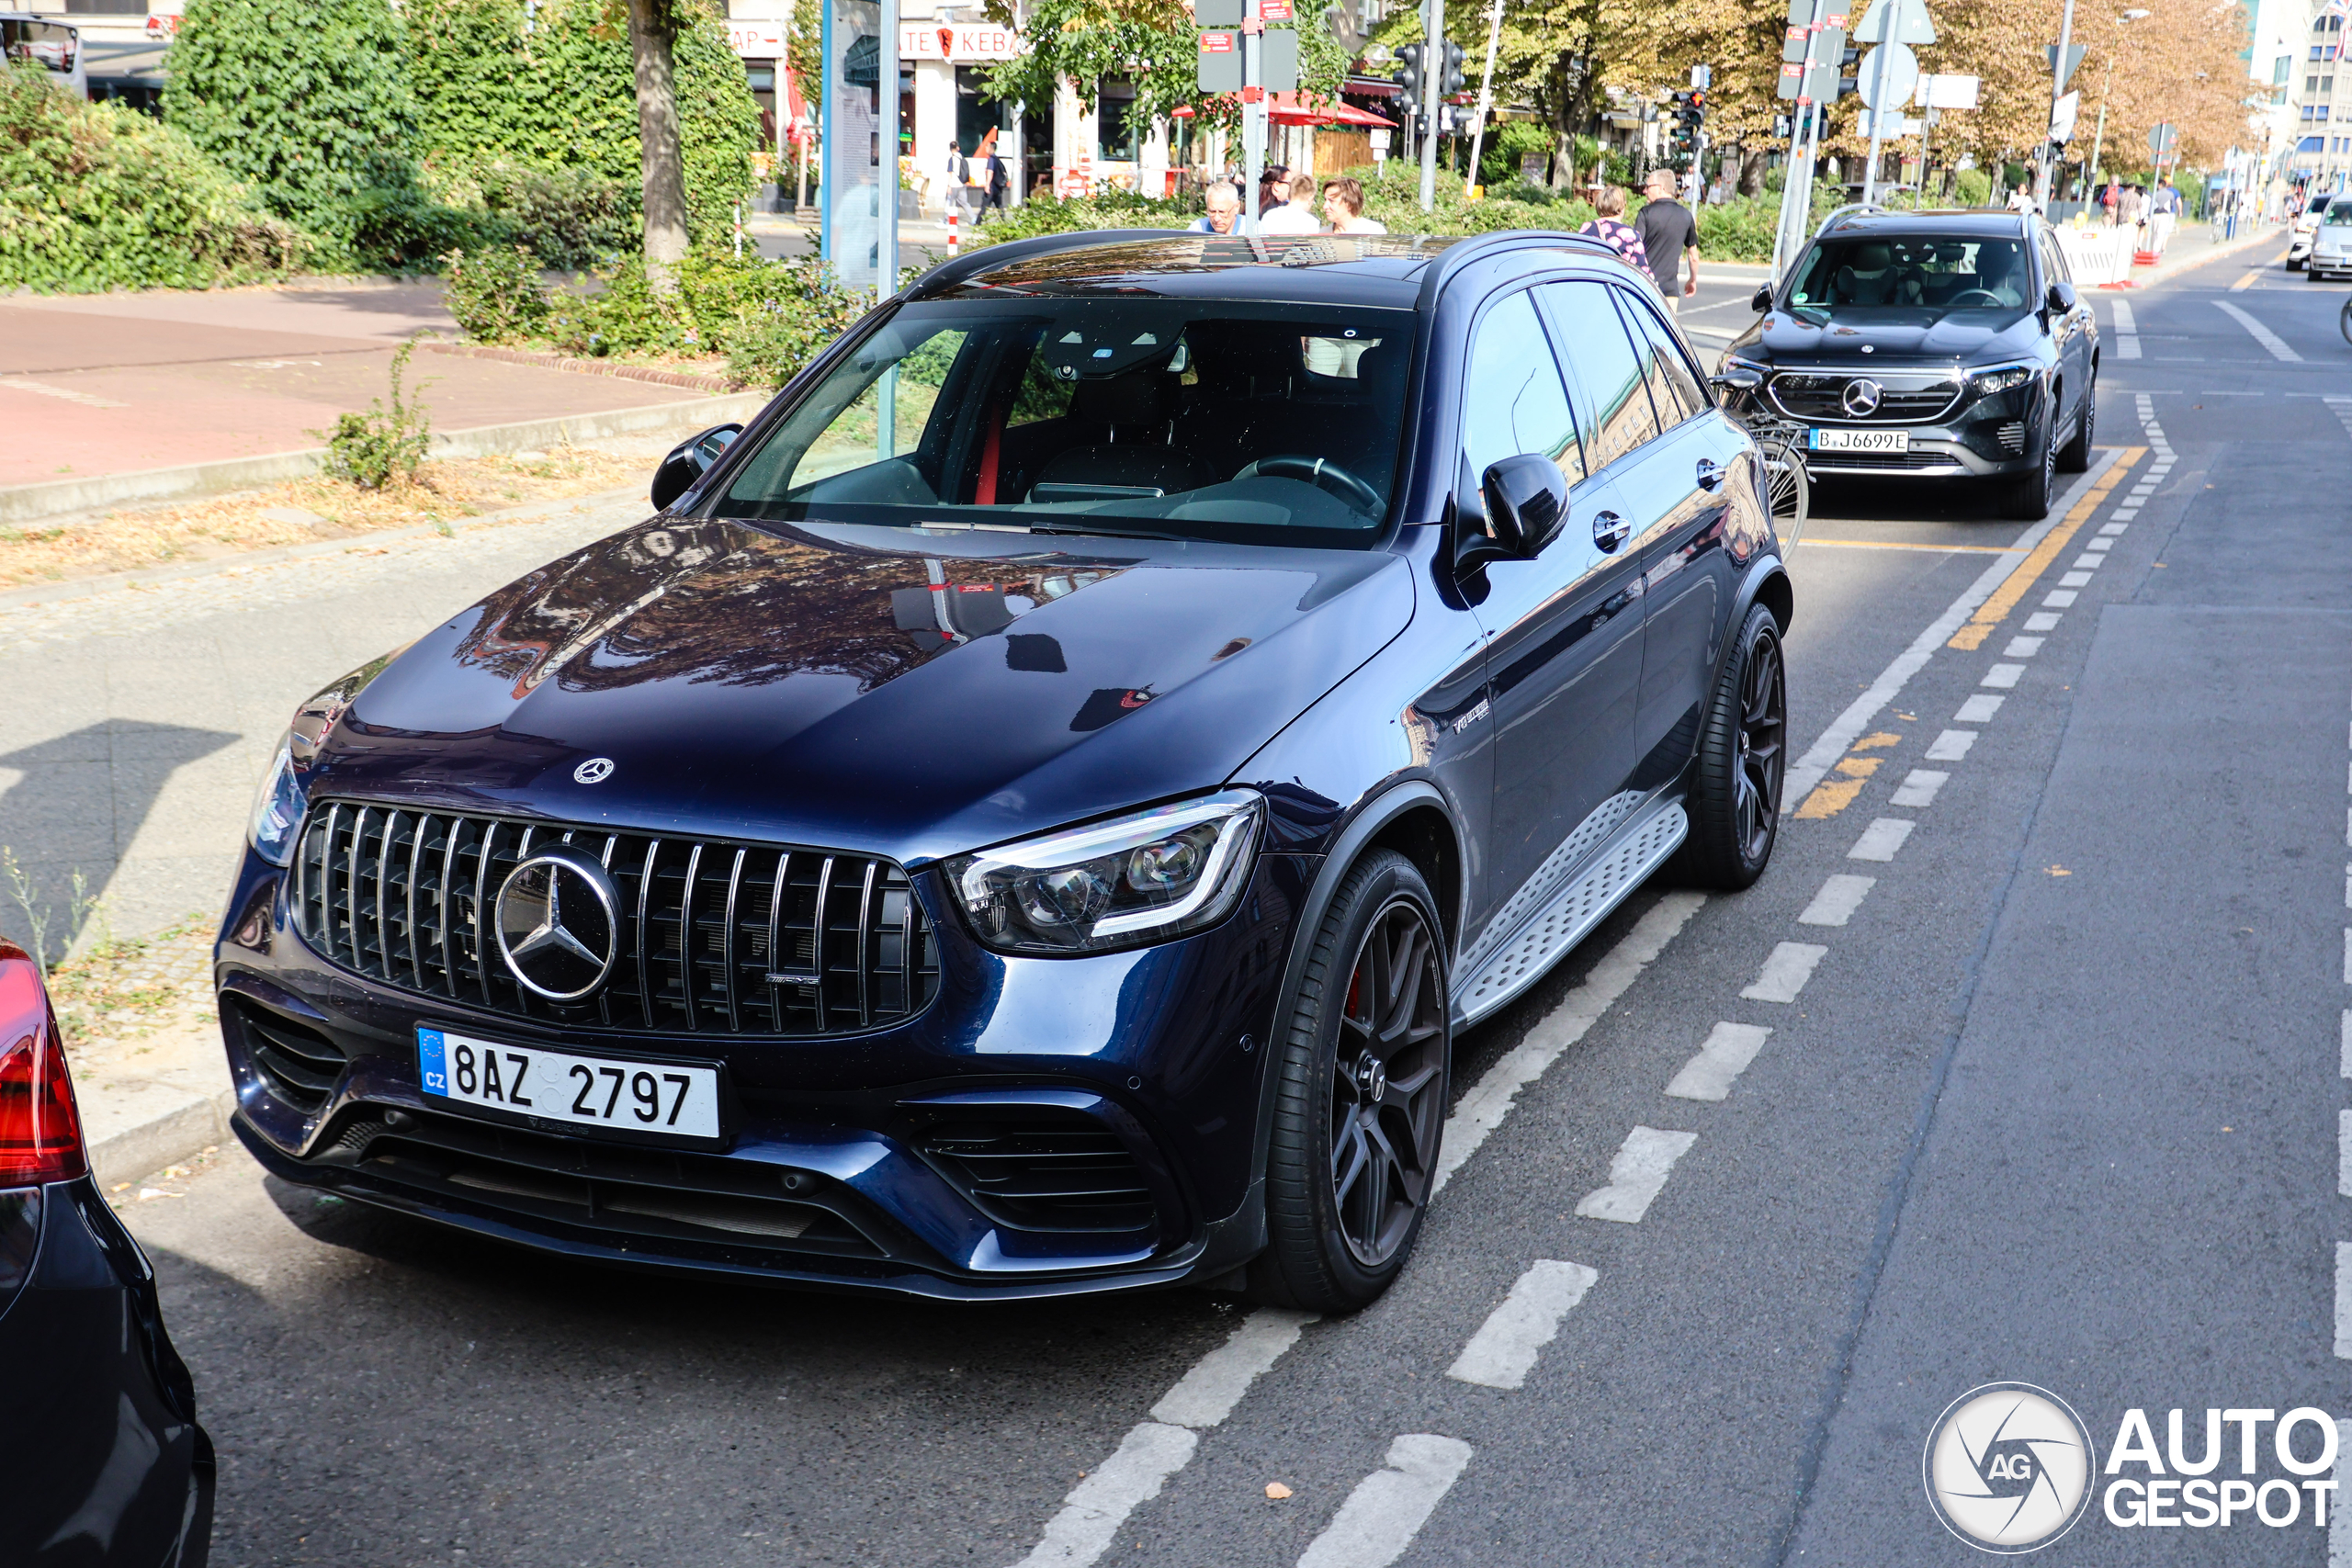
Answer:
[
  {"left": 2338, "top": 1109, "right": 2352, "bottom": 1198},
  {"left": 2071, "top": 553, "right": 2108, "bottom": 569},
  {"left": 2326, "top": 397, "right": 2352, "bottom": 444},
  {"left": 1431, "top": 893, "right": 1704, "bottom": 1197},
  {"left": 2043, "top": 589, "right": 2079, "bottom": 608},
  {"left": 2345, "top": 928, "right": 2352, "bottom": 987},
  {"left": 1797, "top": 874, "right": 1875, "bottom": 928},
  {"left": 1890, "top": 769, "right": 1949, "bottom": 808},
  {"left": 2004, "top": 637, "right": 2045, "bottom": 657},
  {"left": 1575, "top": 1126, "right": 1699, "bottom": 1223},
  {"left": 2336, "top": 1247, "right": 2352, "bottom": 1360},
  {"left": 2339, "top": 1010, "right": 2352, "bottom": 1077},
  {"left": 2214, "top": 300, "right": 2304, "bottom": 362},
  {"left": 1981, "top": 663, "right": 2025, "bottom": 689},
  {"left": 1664, "top": 1022, "right": 1776, "bottom": 1100},
  {"left": 1741, "top": 941, "right": 1828, "bottom": 1003},
  {"left": 1294, "top": 1435, "right": 1476, "bottom": 1568},
  {"left": 2059, "top": 570, "right": 2095, "bottom": 588},
  {"left": 0, "top": 376, "right": 128, "bottom": 409},
  {"left": 2330, "top": 1418, "right": 2352, "bottom": 1561},
  {"left": 2111, "top": 298, "right": 2142, "bottom": 359},
  {"left": 2025, "top": 610, "right": 2063, "bottom": 631},
  {"left": 1955, "top": 694, "right": 2005, "bottom": 723},
  {"left": 1781, "top": 449, "right": 2120, "bottom": 803},
  {"left": 1446, "top": 1260, "right": 1600, "bottom": 1389},
  {"left": 1013, "top": 1310, "right": 1313, "bottom": 1567},
  {"left": 1847, "top": 818, "right": 1915, "bottom": 863},
  {"left": 2098, "top": 523, "right": 2128, "bottom": 536},
  {"left": 1926, "top": 729, "right": 1977, "bottom": 761}
]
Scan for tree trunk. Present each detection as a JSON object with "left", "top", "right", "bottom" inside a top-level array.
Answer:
[
  {"left": 1740, "top": 143, "right": 1768, "bottom": 197},
  {"left": 628, "top": 0, "right": 690, "bottom": 295}
]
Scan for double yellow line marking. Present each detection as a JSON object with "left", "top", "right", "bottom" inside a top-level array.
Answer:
[{"left": 1947, "top": 446, "right": 2144, "bottom": 652}]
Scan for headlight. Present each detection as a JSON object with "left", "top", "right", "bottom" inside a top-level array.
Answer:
[
  {"left": 1969, "top": 364, "right": 2034, "bottom": 396},
  {"left": 246, "top": 733, "right": 305, "bottom": 866},
  {"left": 947, "top": 790, "right": 1264, "bottom": 955}
]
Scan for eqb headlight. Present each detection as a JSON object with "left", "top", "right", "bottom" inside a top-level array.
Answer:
[
  {"left": 245, "top": 647, "right": 408, "bottom": 866},
  {"left": 947, "top": 790, "right": 1264, "bottom": 954},
  {"left": 1969, "top": 363, "right": 2035, "bottom": 396}
]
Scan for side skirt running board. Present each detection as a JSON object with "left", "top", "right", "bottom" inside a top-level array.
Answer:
[{"left": 1450, "top": 797, "right": 1688, "bottom": 1028}]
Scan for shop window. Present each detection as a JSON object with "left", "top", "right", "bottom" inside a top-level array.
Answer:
[{"left": 1097, "top": 76, "right": 1137, "bottom": 162}]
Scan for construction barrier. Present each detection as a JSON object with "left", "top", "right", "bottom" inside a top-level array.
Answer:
[{"left": 2053, "top": 226, "right": 2134, "bottom": 287}]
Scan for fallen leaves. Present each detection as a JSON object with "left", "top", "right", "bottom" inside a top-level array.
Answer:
[{"left": 1264, "top": 1482, "right": 1293, "bottom": 1500}]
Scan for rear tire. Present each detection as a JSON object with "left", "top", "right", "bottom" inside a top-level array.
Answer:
[
  {"left": 1250, "top": 851, "right": 1449, "bottom": 1313},
  {"left": 2055, "top": 380, "right": 2094, "bottom": 473},
  {"left": 1674, "top": 602, "right": 1787, "bottom": 891}
]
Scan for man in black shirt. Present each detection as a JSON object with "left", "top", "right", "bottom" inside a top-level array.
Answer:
[{"left": 1635, "top": 170, "right": 1701, "bottom": 312}]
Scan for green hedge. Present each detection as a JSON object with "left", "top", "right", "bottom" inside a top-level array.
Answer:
[{"left": 0, "top": 62, "right": 305, "bottom": 291}]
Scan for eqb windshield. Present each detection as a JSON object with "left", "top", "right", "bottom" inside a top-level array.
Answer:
[
  {"left": 714, "top": 299, "right": 1415, "bottom": 545},
  {"left": 1786, "top": 236, "right": 2031, "bottom": 316}
]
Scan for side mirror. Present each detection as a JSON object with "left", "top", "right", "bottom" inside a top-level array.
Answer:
[
  {"left": 1751, "top": 283, "right": 1774, "bottom": 312},
  {"left": 650, "top": 423, "right": 743, "bottom": 512},
  {"left": 1456, "top": 455, "right": 1568, "bottom": 574},
  {"left": 2044, "top": 281, "right": 2077, "bottom": 314}
]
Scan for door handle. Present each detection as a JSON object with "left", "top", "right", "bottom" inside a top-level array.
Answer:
[
  {"left": 1592, "top": 511, "right": 1631, "bottom": 552},
  {"left": 1695, "top": 458, "right": 1725, "bottom": 491}
]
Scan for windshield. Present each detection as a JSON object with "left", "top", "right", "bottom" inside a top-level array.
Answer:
[
  {"left": 1786, "top": 235, "right": 2030, "bottom": 317},
  {"left": 712, "top": 299, "right": 1415, "bottom": 547}
]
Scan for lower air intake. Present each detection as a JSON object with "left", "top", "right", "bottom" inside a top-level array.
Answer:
[{"left": 918, "top": 1113, "right": 1157, "bottom": 1234}]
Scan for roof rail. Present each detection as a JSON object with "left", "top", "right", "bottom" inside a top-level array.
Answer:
[
  {"left": 900, "top": 228, "right": 1197, "bottom": 300},
  {"left": 1416, "top": 228, "right": 1632, "bottom": 310},
  {"left": 1814, "top": 202, "right": 1892, "bottom": 237}
]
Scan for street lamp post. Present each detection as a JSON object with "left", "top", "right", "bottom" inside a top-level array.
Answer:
[
  {"left": 2041, "top": 0, "right": 2076, "bottom": 204},
  {"left": 2086, "top": 7, "right": 2150, "bottom": 196}
]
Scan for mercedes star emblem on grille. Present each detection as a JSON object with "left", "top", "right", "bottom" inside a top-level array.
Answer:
[
  {"left": 495, "top": 845, "right": 621, "bottom": 1001},
  {"left": 1840, "top": 378, "right": 1883, "bottom": 417},
  {"left": 573, "top": 757, "right": 616, "bottom": 784}
]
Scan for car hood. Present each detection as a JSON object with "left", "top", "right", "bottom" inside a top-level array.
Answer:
[
  {"left": 1732, "top": 306, "right": 2039, "bottom": 366},
  {"left": 318, "top": 516, "right": 1413, "bottom": 864}
]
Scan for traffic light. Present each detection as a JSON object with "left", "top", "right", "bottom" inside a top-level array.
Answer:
[
  {"left": 1396, "top": 42, "right": 1423, "bottom": 119},
  {"left": 1441, "top": 40, "right": 1465, "bottom": 97},
  {"left": 1668, "top": 89, "right": 1695, "bottom": 149}
]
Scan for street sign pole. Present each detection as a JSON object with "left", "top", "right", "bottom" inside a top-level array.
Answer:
[
  {"left": 1242, "top": 13, "right": 1261, "bottom": 239},
  {"left": 2041, "top": 0, "right": 2075, "bottom": 205},
  {"left": 1770, "top": 0, "right": 1830, "bottom": 279},
  {"left": 1862, "top": 44, "right": 1891, "bottom": 204},
  {"left": 1418, "top": 0, "right": 1442, "bottom": 210}
]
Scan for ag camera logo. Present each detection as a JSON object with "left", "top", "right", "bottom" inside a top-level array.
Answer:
[{"left": 1922, "top": 1382, "right": 2097, "bottom": 1553}]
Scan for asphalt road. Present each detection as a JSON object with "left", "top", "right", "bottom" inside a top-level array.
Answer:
[{"left": 108, "top": 235, "right": 2352, "bottom": 1567}]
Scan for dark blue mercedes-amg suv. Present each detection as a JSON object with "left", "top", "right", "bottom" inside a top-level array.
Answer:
[{"left": 216, "top": 230, "right": 1792, "bottom": 1311}]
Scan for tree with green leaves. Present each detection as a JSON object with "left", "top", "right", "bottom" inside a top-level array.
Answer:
[
  {"left": 164, "top": 0, "right": 418, "bottom": 243},
  {"left": 978, "top": 0, "right": 1347, "bottom": 138}
]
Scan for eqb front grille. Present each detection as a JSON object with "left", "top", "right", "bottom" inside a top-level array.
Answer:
[
  {"left": 291, "top": 803, "right": 938, "bottom": 1036},
  {"left": 1769, "top": 374, "right": 1962, "bottom": 425},
  {"left": 918, "top": 1116, "right": 1157, "bottom": 1233}
]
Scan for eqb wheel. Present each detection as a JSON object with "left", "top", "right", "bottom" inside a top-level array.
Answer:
[
  {"left": 1674, "top": 602, "right": 1787, "bottom": 890},
  {"left": 2055, "top": 379, "right": 2094, "bottom": 472},
  {"left": 1997, "top": 404, "right": 2056, "bottom": 520},
  {"left": 1250, "top": 850, "right": 1449, "bottom": 1313}
]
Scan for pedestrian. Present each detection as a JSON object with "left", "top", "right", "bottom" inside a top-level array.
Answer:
[
  {"left": 1258, "top": 165, "right": 1291, "bottom": 220},
  {"left": 941, "top": 140, "right": 971, "bottom": 220},
  {"left": 1635, "top": 167, "right": 1700, "bottom": 310},
  {"left": 1260, "top": 172, "right": 1320, "bottom": 234},
  {"left": 1321, "top": 176, "right": 1386, "bottom": 234},
  {"left": 1579, "top": 186, "right": 1657, "bottom": 285},
  {"left": 2119, "top": 182, "right": 2144, "bottom": 241},
  {"left": 1190, "top": 180, "right": 1243, "bottom": 235},
  {"left": 2101, "top": 181, "right": 2120, "bottom": 227},
  {"left": 2149, "top": 174, "right": 2180, "bottom": 254}
]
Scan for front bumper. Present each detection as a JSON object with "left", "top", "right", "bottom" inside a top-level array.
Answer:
[
  {"left": 1736, "top": 381, "right": 2047, "bottom": 479},
  {"left": 215, "top": 843, "right": 1310, "bottom": 1300}
]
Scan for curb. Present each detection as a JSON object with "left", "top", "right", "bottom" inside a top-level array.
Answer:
[
  {"left": 0, "top": 390, "right": 768, "bottom": 527},
  {"left": 85, "top": 1080, "right": 238, "bottom": 1192},
  {"left": 0, "top": 482, "right": 649, "bottom": 612},
  {"left": 2100, "top": 223, "right": 2285, "bottom": 288},
  {"left": 424, "top": 342, "right": 743, "bottom": 394}
]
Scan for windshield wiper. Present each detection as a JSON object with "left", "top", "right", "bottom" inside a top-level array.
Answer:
[{"left": 1024, "top": 522, "right": 1186, "bottom": 542}]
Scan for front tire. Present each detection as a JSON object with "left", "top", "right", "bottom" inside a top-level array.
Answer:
[
  {"left": 1674, "top": 602, "right": 1787, "bottom": 890},
  {"left": 2055, "top": 379, "right": 2094, "bottom": 472},
  {"left": 1997, "top": 405, "right": 2056, "bottom": 520},
  {"left": 1251, "top": 851, "right": 1449, "bottom": 1313}
]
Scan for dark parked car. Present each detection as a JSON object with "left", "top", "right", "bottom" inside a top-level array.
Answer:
[
  {"left": 1, "top": 941, "right": 213, "bottom": 1567},
  {"left": 216, "top": 230, "right": 1792, "bottom": 1310},
  {"left": 1715, "top": 207, "right": 2098, "bottom": 519}
]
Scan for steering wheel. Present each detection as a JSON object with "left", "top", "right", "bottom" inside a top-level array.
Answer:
[
  {"left": 1946, "top": 288, "right": 2007, "bottom": 308},
  {"left": 1244, "top": 455, "right": 1385, "bottom": 513}
]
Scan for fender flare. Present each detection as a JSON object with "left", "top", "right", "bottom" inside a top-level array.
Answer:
[{"left": 1230, "top": 779, "right": 1457, "bottom": 1245}]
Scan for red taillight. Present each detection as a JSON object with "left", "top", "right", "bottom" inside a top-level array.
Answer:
[{"left": 0, "top": 951, "right": 85, "bottom": 1185}]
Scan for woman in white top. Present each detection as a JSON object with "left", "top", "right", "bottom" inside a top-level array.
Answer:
[{"left": 1321, "top": 176, "right": 1386, "bottom": 234}]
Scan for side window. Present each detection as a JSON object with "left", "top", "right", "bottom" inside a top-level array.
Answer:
[
  {"left": 1614, "top": 290, "right": 1709, "bottom": 424},
  {"left": 2039, "top": 231, "right": 2071, "bottom": 288},
  {"left": 1459, "top": 289, "right": 1587, "bottom": 491},
  {"left": 1538, "top": 280, "right": 1659, "bottom": 471}
]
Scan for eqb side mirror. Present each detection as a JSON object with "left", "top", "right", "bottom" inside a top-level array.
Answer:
[
  {"left": 1751, "top": 283, "right": 1774, "bottom": 312},
  {"left": 650, "top": 423, "right": 743, "bottom": 512},
  {"left": 2044, "top": 281, "right": 2077, "bottom": 314}
]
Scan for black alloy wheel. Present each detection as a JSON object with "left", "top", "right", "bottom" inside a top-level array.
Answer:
[
  {"left": 2000, "top": 402, "right": 2057, "bottom": 521},
  {"left": 1252, "top": 850, "right": 1450, "bottom": 1311},
  {"left": 1676, "top": 602, "right": 1788, "bottom": 890},
  {"left": 2055, "top": 378, "right": 2095, "bottom": 472}
]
